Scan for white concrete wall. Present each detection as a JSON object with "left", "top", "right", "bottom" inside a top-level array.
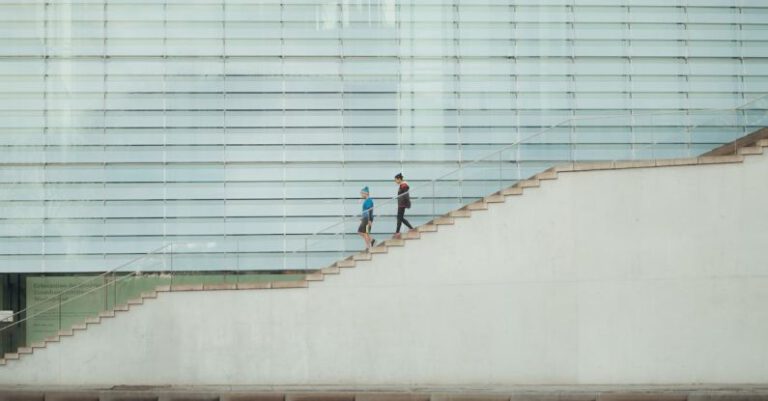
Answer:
[{"left": 3, "top": 154, "right": 768, "bottom": 386}]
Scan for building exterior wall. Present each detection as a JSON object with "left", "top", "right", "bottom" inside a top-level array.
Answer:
[
  {"left": 1, "top": 1, "right": 767, "bottom": 273},
  {"left": 2, "top": 154, "right": 767, "bottom": 386}
]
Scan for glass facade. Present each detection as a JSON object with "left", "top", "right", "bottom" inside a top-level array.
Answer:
[{"left": 1, "top": 0, "right": 767, "bottom": 273}]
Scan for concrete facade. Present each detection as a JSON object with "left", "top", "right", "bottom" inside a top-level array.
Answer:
[{"left": 1, "top": 154, "right": 767, "bottom": 386}]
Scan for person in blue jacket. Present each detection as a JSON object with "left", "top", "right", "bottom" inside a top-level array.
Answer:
[{"left": 358, "top": 186, "right": 376, "bottom": 250}]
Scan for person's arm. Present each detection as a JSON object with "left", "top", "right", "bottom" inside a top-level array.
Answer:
[{"left": 364, "top": 200, "right": 374, "bottom": 221}]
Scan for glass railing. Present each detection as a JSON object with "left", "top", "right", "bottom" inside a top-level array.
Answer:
[
  {"left": 0, "top": 242, "right": 306, "bottom": 358},
  {"left": 1, "top": 95, "right": 766, "bottom": 360},
  {"left": 291, "top": 94, "right": 768, "bottom": 270}
]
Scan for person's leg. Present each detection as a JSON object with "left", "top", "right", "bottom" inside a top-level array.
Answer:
[
  {"left": 368, "top": 221, "right": 375, "bottom": 246},
  {"left": 402, "top": 217, "right": 413, "bottom": 230},
  {"left": 401, "top": 208, "right": 413, "bottom": 230},
  {"left": 359, "top": 219, "right": 371, "bottom": 249},
  {"left": 396, "top": 207, "right": 405, "bottom": 233}
]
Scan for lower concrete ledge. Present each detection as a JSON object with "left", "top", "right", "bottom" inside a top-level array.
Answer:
[{"left": 2, "top": 389, "right": 768, "bottom": 401}]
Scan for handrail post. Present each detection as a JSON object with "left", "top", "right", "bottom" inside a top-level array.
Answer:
[
  {"left": 58, "top": 295, "right": 62, "bottom": 331},
  {"left": 235, "top": 239, "right": 240, "bottom": 285},
  {"left": 431, "top": 180, "right": 436, "bottom": 220},
  {"left": 498, "top": 151, "right": 503, "bottom": 191},
  {"left": 103, "top": 275, "right": 108, "bottom": 311},
  {"left": 569, "top": 124, "right": 575, "bottom": 163},
  {"left": 170, "top": 244, "right": 175, "bottom": 289}
]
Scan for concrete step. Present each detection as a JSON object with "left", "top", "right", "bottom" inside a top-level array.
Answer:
[
  {"left": 433, "top": 217, "right": 455, "bottom": 225},
  {"left": 758, "top": 139, "right": 768, "bottom": 147},
  {"left": 141, "top": 291, "right": 158, "bottom": 299},
  {"left": 113, "top": 304, "right": 129, "bottom": 312},
  {"left": 537, "top": 168, "right": 558, "bottom": 180},
  {"left": 155, "top": 285, "right": 172, "bottom": 292},
  {"left": 502, "top": 187, "right": 523, "bottom": 196},
  {"left": 84, "top": 317, "right": 100, "bottom": 325},
  {"left": 17, "top": 347, "right": 32, "bottom": 354},
  {"left": 572, "top": 161, "right": 616, "bottom": 171},
  {"left": 384, "top": 239, "right": 405, "bottom": 247},
  {"left": 698, "top": 155, "right": 744, "bottom": 165},
  {"left": 236, "top": 282, "right": 271, "bottom": 290},
  {"left": 519, "top": 179, "right": 540, "bottom": 188},
  {"left": 405, "top": 231, "right": 421, "bottom": 239},
  {"left": 321, "top": 266, "right": 340, "bottom": 275},
  {"left": 127, "top": 298, "right": 143, "bottom": 305},
  {"left": 58, "top": 330, "right": 74, "bottom": 337},
  {"left": 353, "top": 253, "right": 372, "bottom": 261},
  {"left": 71, "top": 324, "right": 87, "bottom": 331},
  {"left": 449, "top": 209, "right": 472, "bottom": 218},
  {"left": 99, "top": 311, "right": 115, "bottom": 318},
  {"left": 0, "top": 359, "right": 5, "bottom": 365},
  {"left": 171, "top": 284, "right": 204, "bottom": 291},
  {"left": 30, "top": 342, "right": 46, "bottom": 349},
  {"left": 203, "top": 283, "right": 237, "bottom": 291},
  {"left": 305, "top": 272, "right": 324, "bottom": 282},
  {"left": 337, "top": 259, "right": 356, "bottom": 268},
  {"left": 370, "top": 246, "right": 388, "bottom": 254},
  {"left": 655, "top": 157, "right": 705, "bottom": 167},
  {"left": 555, "top": 163, "right": 576, "bottom": 172},
  {"left": 417, "top": 224, "right": 438, "bottom": 232},
  {"left": 45, "top": 336, "right": 60, "bottom": 343},
  {"left": 466, "top": 201, "right": 488, "bottom": 211},
  {"left": 484, "top": 194, "right": 505, "bottom": 203},
  {"left": 4, "top": 353, "right": 18, "bottom": 360},
  {"left": 739, "top": 146, "right": 763, "bottom": 155},
  {"left": 271, "top": 280, "right": 308, "bottom": 289},
  {"left": 613, "top": 160, "right": 656, "bottom": 169}
]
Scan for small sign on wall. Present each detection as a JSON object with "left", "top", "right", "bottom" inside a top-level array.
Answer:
[{"left": 0, "top": 311, "right": 12, "bottom": 323}]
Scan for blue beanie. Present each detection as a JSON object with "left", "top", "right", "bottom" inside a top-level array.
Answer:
[{"left": 361, "top": 186, "right": 369, "bottom": 193}]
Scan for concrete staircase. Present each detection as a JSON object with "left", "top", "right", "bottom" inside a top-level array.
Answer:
[{"left": 2, "top": 135, "right": 766, "bottom": 368}]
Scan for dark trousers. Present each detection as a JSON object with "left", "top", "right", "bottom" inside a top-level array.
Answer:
[{"left": 396, "top": 207, "right": 413, "bottom": 232}]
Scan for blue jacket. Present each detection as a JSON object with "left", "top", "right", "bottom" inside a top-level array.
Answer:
[{"left": 362, "top": 198, "right": 374, "bottom": 220}]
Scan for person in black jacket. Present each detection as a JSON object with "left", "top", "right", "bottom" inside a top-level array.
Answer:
[{"left": 393, "top": 173, "right": 413, "bottom": 239}]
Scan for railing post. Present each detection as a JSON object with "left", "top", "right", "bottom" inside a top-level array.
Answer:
[
  {"left": 58, "top": 295, "right": 62, "bottom": 331},
  {"left": 498, "top": 151, "right": 503, "bottom": 191},
  {"left": 235, "top": 239, "right": 240, "bottom": 286},
  {"left": 431, "top": 181, "right": 436, "bottom": 220},
  {"left": 569, "top": 124, "right": 575, "bottom": 163},
  {"left": 169, "top": 245, "right": 175, "bottom": 290}
]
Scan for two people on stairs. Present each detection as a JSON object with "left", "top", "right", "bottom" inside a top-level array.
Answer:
[{"left": 357, "top": 173, "right": 414, "bottom": 251}]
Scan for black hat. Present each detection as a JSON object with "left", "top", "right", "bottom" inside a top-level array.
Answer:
[{"left": 395, "top": 173, "right": 404, "bottom": 179}]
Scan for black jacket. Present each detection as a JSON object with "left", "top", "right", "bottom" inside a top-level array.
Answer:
[{"left": 397, "top": 182, "right": 411, "bottom": 209}]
